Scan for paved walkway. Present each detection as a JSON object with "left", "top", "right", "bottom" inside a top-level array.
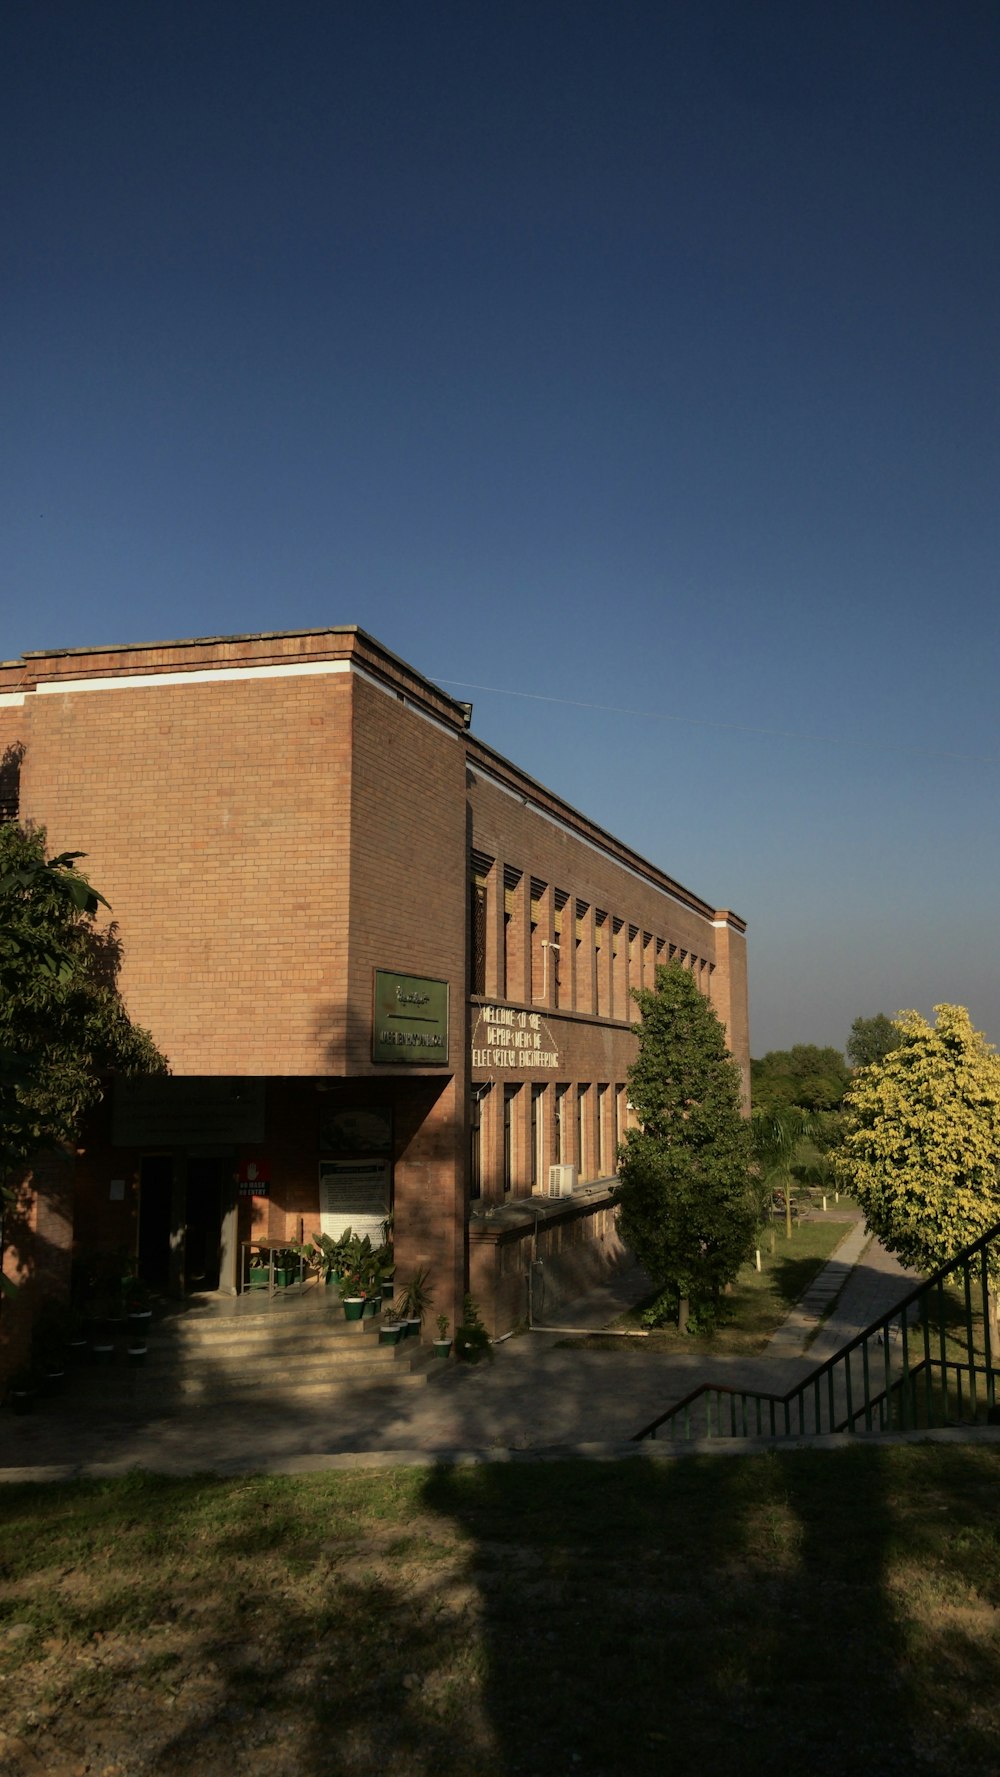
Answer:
[{"left": 0, "top": 1213, "right": 923, "bottom": 1480}]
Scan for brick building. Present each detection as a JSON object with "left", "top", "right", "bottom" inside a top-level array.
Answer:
[{"left": 0, "top": 627, "right": 749, "bottom": 1338}]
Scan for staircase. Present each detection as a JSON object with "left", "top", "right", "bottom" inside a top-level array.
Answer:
[
  {"left": 61, "top": 1293, "right": 431, "bottom": 1415},
  {"left": 633, "top": 1221, "right": 1000, "bottom": 1446}
]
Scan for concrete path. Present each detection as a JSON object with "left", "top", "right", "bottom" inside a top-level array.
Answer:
[{"left": 0, "top": 1213, "right": 922, "bottom": 1480}]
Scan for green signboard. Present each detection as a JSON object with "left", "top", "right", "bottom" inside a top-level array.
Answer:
[{"left": 372, "top": 969, "right": 450, "bottom": 1065}]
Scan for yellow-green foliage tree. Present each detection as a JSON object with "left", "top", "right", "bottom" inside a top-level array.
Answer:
[{"left": 837, "top": 1004, "right": 1000, "bottom": 1272}]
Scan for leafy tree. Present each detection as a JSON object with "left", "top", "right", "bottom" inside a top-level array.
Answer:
[
  {"left": 846, "top": 1013, "right": 903, "bottom": 1070},
  {"left": 751, "top": 1106, "right": 810, "bottom": 1241},
  {"left": 751, "top": 1044, "right": 850, "bottom": 1114},
  {"left": 0, "top": 823, "right": 166, "bottom": 1182},
  {"left": 613, "top": 961, "right": 757, "bottom": 1331},
  {"left": 837, "top": 1005, "right": 1000, "bottom": 1276}
]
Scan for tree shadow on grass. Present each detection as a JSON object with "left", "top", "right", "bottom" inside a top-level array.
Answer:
[
  {"left": 3, "top": 1448, "right": 1000, "bottom": 1775},
  {"left": 419, "top": 1444, "right": 1000, "bottom": 1777}
]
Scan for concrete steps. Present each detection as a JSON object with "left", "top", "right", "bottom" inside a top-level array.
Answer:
[{"left": 59, "top": 1296, "right": 430, "bottom": 1413}]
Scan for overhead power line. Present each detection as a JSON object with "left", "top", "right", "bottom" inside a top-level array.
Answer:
[{"left": 433, "top": 678, "right": 999, "bottom": 767}]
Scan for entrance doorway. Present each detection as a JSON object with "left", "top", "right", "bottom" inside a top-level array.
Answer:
[
  {"left": 138, "top": 1155, "right": 172, "bottom": 1288},
  {"left": 185, "top": 1157, "right": 225, "bottom": 1291}
]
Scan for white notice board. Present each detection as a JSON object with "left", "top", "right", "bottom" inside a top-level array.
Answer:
[{"left": 318, "top": 1160, "right": 390, "bottom": 1245}]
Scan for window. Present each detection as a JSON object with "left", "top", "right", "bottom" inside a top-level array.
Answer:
[
  {"left": 470, "top": 850, "right": 492, "bottom": 996},
  {"left": 469, "top": 1086, "right": 488, "bottom": 1201},
  {"left": 503, "top": 1085, "right": 519, "bottom": 1193},
  {"left": 597, "top": 1083, "right": 609, "bottom": 1174},
  {"left": 595, "top": 911, "right": 608, "bottom": 1016},
  {"left": 530, "top": 878, "right": 546, "bottom": 1003},
  {"left": 0, "top": 741, "right": 22, "bottom": 824},
  {"left": 531, "top": 1084, "right": 544, "bottom": 1187},
  {"left": 503, "top": 865, "right": 522, "bottom": 1000},
  {"left": 553, "top": 889, "right": 569, "bottom": 1007},
  {"left": 470, "top": 881, "right": 487, "bottom": 995},
  {"left": 577, "top": 1084, "right": 590, "bottom": 1181},
  {"left": 555, "top": 1083, "right": 569, "bottom": 1164}
]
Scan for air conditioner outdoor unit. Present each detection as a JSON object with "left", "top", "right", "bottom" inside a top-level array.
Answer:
[{"left": 548, "top": 1164, "right": 577, "bottom": 1198}]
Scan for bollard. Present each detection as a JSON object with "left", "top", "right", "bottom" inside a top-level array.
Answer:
[
  {"left": 822, "top": 1194, "right": 827, "bottom": 1213},
  {"left": 755, "top": 1248, "right": 762, "bottom": 1272}
]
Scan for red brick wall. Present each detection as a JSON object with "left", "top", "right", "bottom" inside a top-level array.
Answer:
[
  {"left": 345, "top": 676, "right": 469, "bottom": 1328},
  {"left": 18, "top": 668, "right": 354, "bottom": 1075},
  {"left": 465, "top": 763, "right": 750, "bottom": 1207}
]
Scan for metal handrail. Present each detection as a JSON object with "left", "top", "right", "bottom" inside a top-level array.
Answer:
[{"left": 633, "top": 1222, "right": 1000, "bottom": 1444}]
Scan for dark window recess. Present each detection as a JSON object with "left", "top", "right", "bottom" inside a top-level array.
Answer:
[
  {"left": 503, "top": 1085, "right": 517, "bottom": 1192},
  {"left": 469, "top": 1088, "right": 485, "bottom": 1201},
  {"left": 471, "top": 881, "right": 488, "bottom": 994},
  {"left": 0, "top": 741, "right": 23, "bottom": 823}
]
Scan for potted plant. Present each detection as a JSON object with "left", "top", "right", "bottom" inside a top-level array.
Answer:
[
  {"left": 379, "top": 1317, "right": 405, "bottom": 1346},
  {"left": 7, "top": 1365, "right": 39, "bottom": 1414},
  {"left": 340, "top": 1268, "right": 367, "bottom": 1320},
  {"left": 272, "top": 1247, "right": 297, "bottom": 1290},
  {"left": 32, "top": 1298, "right": 73, "bottom": 1386},
  {"left": 296, "top": 1229, "right": 354, "bottom": 1288},
  {"left": 393, "top": 1269, "right": 433, "bottom": 1339},
  {"left": 454, "top": 1294, "right": 493, "bottom": 1364},
  {"left": 433, "top": 1314, "right": 452, "bottom": 1359},
  {"left": 124, "top": 1275, "right": 152, "bottom": 1326},
  {"left": 247, "top": 1250, "right": 271, "bottom": 1291}
]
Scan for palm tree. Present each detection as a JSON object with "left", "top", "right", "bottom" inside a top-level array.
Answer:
[{"left": 751, "top": 1108, "right": 810, "bottom": 1240}]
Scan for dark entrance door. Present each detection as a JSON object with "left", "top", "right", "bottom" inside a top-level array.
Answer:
[
  {"left": 185, "top": 1157, "right": 224, "bottom": 1291},
  {"left": 138, "top": 1155, "right": 173, "bottom": 1288}
]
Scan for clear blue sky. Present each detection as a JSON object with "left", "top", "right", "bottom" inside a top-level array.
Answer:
[{"left": 4, "top": 2, "right": 999, "bottom": 1056}]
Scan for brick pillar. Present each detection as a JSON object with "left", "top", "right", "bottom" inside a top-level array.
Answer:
[{"left": 711, "top": 911, "right": 750, "bottom": 1112}]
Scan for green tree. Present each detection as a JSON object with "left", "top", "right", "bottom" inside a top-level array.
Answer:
[
  {"left": 751, "top": 1044, "right": 851, "bottom": 1114},
  {"left": 0, "top": 823, "right": 166, "bottom": 1182},
  {"left": 846, "top": 1013, "right": 903, "bottom": 1070},
  {"left": 837, "top": 1004, "right": 1000, "bottom": 1275},
  {"left": 751, "top": 1106, "right": 810, "bottom": 1241},
  {"left": 613, "top": 961, "right": 757, "bottom": 1331}
]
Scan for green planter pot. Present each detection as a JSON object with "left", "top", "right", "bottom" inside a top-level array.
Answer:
[
  {"left": 433, "top": 1340, "right": 453, "bottom": 1360},
  {"left": 403, "top": 1318, "right": 421, "bottom": 1340},
  {"left": 127, "top": 1346, "right": 148, "bottom": 1366},
  {"left": 248, "top": 1270, "right": 269, "bottom": 1291},
  {"left": 273, "top": 1268, "right": 293, "bottom": 1290},
  {"left": 343, "top": 1297, "right": 365, "bottom": 1322},
  {"left": 381, "top": 1279, "right": 396, "bottom": 1305},
  {"left": 91, "top": 1343, "right": 115, "bottom": 1366},
  {"left": 363, "top": 1295, "right": 380, "bottom": 1319},
  {"left": 379, "top": 1324, "right": 403, "bottom": 1346},
  {"left": 10, "top": 1389, "right": 35, "bottom": 1415}
]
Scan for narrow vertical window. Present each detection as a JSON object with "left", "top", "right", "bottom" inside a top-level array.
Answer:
[
  {"left": 577, "top": 1084, "right": 589, "bottom": 1181},
  {"left": 531, "top": 1084, "right": 543, "bottom": 1188},
  {"left": 503, "top": 1085, "right": 518, "bottom": 1193},
  {"left": 503, "top": 865, "right": 521, "bottom": 1001},
  {"left": 469, "top": 1087, "right": 486, "bottom": 1201},
  {"left": 555, "top": 1083, "right": 569, "bottom": 1164},
  {"left": 597, "top": 1083, "right": 609, "bottom": 1174},
  {"left": 553, "top": 889, "right": 568, "bottom": 1007},
  {"left": 530, "top": 878, "right": 546, "bottom": 1003},
  {"left": 470, "top": 880, "right": 487, "bottom": 995}
]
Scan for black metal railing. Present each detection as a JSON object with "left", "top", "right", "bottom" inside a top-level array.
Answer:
[{"left": 633, "top": 1223, "right": 1000, "bottom": 1444}]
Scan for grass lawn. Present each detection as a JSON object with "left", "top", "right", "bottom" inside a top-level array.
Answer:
[
  {"left": 570, "top": 1212, "right": 851, "bottom": 1356},
  {"left": 3, "top": 1446, "right": 1000, "bottom": 1776}
]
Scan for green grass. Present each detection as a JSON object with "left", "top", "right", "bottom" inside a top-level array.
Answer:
[
  {"left": 570, "top": 1214, "right": 851, "bottom": 1355},
  {"left": 3, "top": 1448, "right": 1000, "bottom": 1775}
]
